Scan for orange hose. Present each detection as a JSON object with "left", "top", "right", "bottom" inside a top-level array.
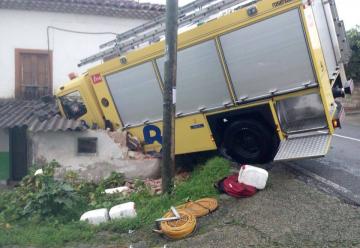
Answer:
[
  {"left": 176, "top": 198, "right": 218, "bottom": 218},
  {"left": 156, "top": 198, "right": 218, "bottom": 240},
  {"left": 159, "top": 209, "right": 196, "bottom": 240}
]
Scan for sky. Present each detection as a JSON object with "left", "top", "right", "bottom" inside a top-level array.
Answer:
[{"left": 139, "top": 0, "right": 359, "bottom": 30}]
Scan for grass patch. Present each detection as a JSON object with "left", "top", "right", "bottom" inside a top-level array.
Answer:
[
  {"left": 102, "top": 156, "right": 231, "bottom": 233},
  {"left": 0, "top": 157, "right": 231, "bottom": 247},
  {"left": 0, "top": 221, "right": 95, "bottom": 247}
]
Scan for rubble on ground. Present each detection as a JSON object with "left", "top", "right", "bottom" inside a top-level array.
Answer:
[
  {"left": 104, "top": 186, "right": 131, "bottom": 195},
  {"left": 144, "top": 172, "right": 191, "bottom": 195}
]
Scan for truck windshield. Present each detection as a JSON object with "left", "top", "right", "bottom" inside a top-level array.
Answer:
[{"left": 59, "top": 91, "right": 87, "bottom": 120}]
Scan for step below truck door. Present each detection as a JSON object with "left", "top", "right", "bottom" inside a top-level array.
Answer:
[{"left": 274, "top": 132, "right": 332, "bottom": 162}]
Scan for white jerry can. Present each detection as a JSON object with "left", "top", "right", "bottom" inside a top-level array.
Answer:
[
  {"left": 238, "top": 165, "right": 268, "bottom": 190},
  {"left": 109, "top": 202, "right": 137, "bottom": 220},
  {"left": 80, "top": 208, "right": 109, "bottom": 225}
]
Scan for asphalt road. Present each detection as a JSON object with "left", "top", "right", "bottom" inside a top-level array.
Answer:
[{"left": 284, "top": 114, "right": 360, "bottom": 204}]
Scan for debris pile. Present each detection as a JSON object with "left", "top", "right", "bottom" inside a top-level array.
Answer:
[
  {"left": 144, "top": 171, "right": 190, "bottom": 195},
  {"left": 107, "top": 130, "right": 153, "bottom": 160},
  {"left": 144, "top": 178, "right": 162, "bottom": 195},
  {"left": 104, "top": 186, "right": 131, "bottom": 195}
]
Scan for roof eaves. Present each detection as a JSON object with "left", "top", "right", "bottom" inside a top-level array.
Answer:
[{"left": 0, "top": 0, "right": 165, "bottom": 19}]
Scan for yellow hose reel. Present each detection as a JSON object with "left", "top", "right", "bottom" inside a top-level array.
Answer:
[
  {"left": 154, "top": 198, "right": 218, "bottom": 240},
  {"left": 157, "top": 209, "right": 197, "bottom": 240}
]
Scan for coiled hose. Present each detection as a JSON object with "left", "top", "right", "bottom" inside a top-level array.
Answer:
[
  {"left": 176, "top": 198, "right": 218, "bottom": 217},
  {"left": 156, "top": 209, "right": 197, "bottom": 240},
  {"left": 155, "top": 198, "right": 218, "bottom": 240}
]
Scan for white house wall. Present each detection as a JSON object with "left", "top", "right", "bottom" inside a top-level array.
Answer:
[{"left": 0, "top": 9, "right": 146, "bottom": 98}]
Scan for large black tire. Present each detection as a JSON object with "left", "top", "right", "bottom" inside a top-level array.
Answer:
[{"left": 222, "top": 119, "right": 279, "bottom": 164}]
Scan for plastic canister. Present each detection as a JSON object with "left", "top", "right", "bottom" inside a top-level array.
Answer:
[
  {"left": 238, "top": 165, "right": 268, "bottom": 190},
  {"left": 80, "top": 208, "right": 109, "bottom": 225},
  {"left": 109, "top": 202, "right": 137, "bottom": 220}
]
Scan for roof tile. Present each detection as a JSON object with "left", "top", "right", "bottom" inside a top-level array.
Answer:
[
  {"left": 0, "top": 99, "right": 85, "bottom": 132},
  {"left": 0, "top": 0, "right": 165, "bottom": 19}
]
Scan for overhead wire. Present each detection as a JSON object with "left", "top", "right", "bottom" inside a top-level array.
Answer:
[{"left": 45, "top": 26, "right": 118, "bottom": 77}]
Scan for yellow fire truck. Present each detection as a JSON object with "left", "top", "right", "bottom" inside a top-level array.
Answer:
[{"left": 56, "top": 0, "right": 353, "bottom": 164}]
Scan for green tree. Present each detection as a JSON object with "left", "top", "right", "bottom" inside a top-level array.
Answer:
[{"left": 346, "top": 25, "right": 360, "bottom": 82}]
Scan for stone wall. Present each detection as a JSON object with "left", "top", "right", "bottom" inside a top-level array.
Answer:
[{"left": 31, "top": 130, "right": 160, "bottom": 182}]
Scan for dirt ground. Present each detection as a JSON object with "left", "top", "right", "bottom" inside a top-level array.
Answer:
[{"left": 122, "top": 163, "right": 360, "bottom": 248}]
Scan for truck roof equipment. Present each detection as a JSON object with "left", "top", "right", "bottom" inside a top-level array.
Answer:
[{"left": 78, "top": 0, "right": 259, "bottom": 67}]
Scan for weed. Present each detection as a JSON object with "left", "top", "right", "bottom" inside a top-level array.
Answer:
[
  {"left": 99, "top": 171, "right": 126, "bottom": 189},
  {"left": 0, "top": 162, "right": 86, "bottom": 223}
]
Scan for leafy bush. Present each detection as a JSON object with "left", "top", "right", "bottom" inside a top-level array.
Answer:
[
  {"left": 98, "top": 171, "right": 125, "bottom": 189},
  {"left": 346, "top": 26, "right": 360, "bottom": 82},
  {"left": 22, "top": 177, "right": 85, "bottom": 221},
  {"left": 63, "top": 171, "right": 127, "bottom": 210},
  {"left": 0, "top": 161, "right": 130, "bottom": 222},
  {"left": 0, "top": 162, "right": 86, "bottom": 223}
]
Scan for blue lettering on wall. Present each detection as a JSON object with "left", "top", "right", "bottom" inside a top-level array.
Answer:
[{"left": 143, "top": 125, "right": 162, "bottom": 145}]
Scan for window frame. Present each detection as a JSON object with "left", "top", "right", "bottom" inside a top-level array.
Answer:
[
  {"left": 15, "top": 48, "right": 53, "bottom": 99},
  {"left": 59, "top": 90, "right": 88, "bottom": 120},
  {"left": 77, "top": 137, "right": 98, "bottom": 155}
]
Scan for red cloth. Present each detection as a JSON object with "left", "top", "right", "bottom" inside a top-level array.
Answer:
[{"left": 222, "top": 174, "right": 257, "bottom": 198}]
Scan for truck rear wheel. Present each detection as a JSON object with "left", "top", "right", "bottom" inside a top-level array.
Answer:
[{"left": 222, "top": 119, "right": 279, "bottom": 164}]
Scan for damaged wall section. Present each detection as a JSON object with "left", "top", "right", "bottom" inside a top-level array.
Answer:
[{"left": 31, "top": 130, "right": 160, "bottom": 182}]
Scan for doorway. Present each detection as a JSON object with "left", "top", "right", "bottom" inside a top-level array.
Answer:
[{"left": 9, "top": 127, "right": 28, "bottom": 180}]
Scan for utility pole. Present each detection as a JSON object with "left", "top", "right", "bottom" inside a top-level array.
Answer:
[{"left": 162, "top": 0, "right": 178, "bottom": 194}]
